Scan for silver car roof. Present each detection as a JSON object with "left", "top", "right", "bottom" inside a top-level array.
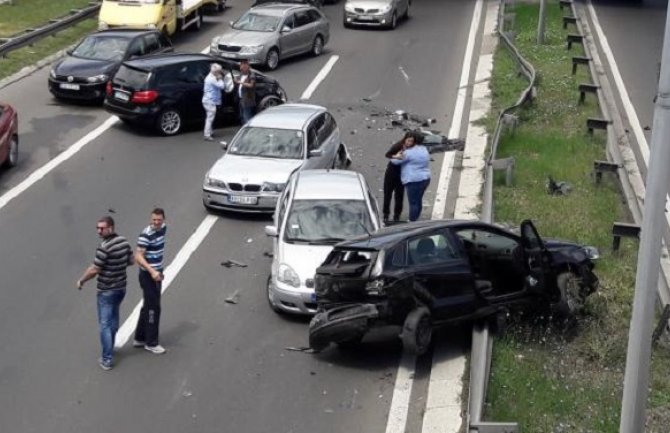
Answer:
[
  {"left": 250, "top": 4, "right": 308, "bottom": 16},
  {"left": 246, "top": 103, "right": 326, "bottom": 130},
  {"left": 293, "top": 170, "right": 366, "bottom": 201}
]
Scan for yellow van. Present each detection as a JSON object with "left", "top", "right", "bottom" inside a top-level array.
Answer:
[{"left": 99, "top": 0, "right": 224, "bottom": 36}]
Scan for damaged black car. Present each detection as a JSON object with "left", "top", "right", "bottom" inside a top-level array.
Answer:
[{"left": 308, "top": 219, "right": 599, "bottom": 355}]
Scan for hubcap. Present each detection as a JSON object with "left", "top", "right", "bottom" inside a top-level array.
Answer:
[
  {"left": 9, "top": 138, "right": 18, "bottom": 165},
  {"left": 267, "top": 51, "right": 279, "bottom": 69},
  {"left": 314, "top": 38, "right": 323, "bottom": 55},
  {"left": 161, "top": 111, "right": 180, "bottom": 134}
]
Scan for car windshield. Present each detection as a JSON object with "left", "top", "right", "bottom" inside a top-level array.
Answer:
[
  {"left": 233, "top": 12, "right": 281, "bottom": 32},
  {"left": 71, "top": 35, "right": 129, "bottom": 61},
  {"left": 284, "top": 200, "right": 374, "bottom": 244},
  {"left": 228, "top": 127, "right": 304, "bottom": 159}
]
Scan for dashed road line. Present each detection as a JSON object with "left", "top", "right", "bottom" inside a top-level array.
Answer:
[{"left": 300, "top": 55, "right": 339, "bottom": 100}]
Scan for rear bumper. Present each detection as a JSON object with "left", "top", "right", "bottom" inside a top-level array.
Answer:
[
  {"left": 103, "top": 99, "right": 159, "bottom": 124},
  {"left": 308, "top": 303, "right": 379, "bottom": 349}
]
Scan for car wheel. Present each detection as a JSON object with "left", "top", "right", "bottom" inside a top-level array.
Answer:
[
  {"left": 217, "top": 0, "right": 225, "bottom": 12},
  {"left": 388, "top": 12, "right": 397, "bottom": 30},
  {"left": 554, "top": 271, "right": 584, "bottom": 318},
  {"left": 267, "top": 275, "right": 283, "bottom": 314},
  {"left": 401, "top": 307, "right": 431, "bottom": 355},
  {"left": 311, "top": 35, "right": 324, "bottom": 57},
  {"left": 258, "top": 95, "right": 282, "bottom": 112},
  {"left": 4, "top": 136, "right": 18, "bottom": 168},
  {"left": 265, "top": 48, "right": 280, "bottom": 71},
  {"left": 404, "top": 2, "right": 410, "bottom": 19},
  {"left": 156, "top": 109, "right": 182, "bottom": 136}
]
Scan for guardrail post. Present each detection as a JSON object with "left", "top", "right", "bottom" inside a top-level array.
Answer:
[
  {"left": 612, "top": 222, "right": 641, "bottom": 251},
  {"left": 578, "top": 83, "right": 600, "bottom": 104},
  {"left": 571, "top": 56, "right": 591, "bottom": 75},
  {"left": 491, "top": 157, "right": 515, "bottom": 186},
  {"left": 593, "top": 160, "right": 620, "bottom": 184},
  {"left": 566, "top": 33, "right": 583, "bottom": 50}
]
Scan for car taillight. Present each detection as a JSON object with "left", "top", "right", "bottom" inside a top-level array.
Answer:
[
  {"left": 106, "top": 81, "right": 113, "bottom": 96},
  {"left": 131, "top": 90, "right": 159, "bottom": 104}
]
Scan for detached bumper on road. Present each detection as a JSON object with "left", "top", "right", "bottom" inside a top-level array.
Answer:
[{"left": 308, "top": 303, "right": 379, "bottom": 350}]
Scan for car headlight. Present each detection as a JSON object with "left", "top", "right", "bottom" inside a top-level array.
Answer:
[
  {"left": 344, "top": 4, "right": 356, "bottom": 12},
  {"left": 365, "top": 278, "right": 385, "bottom": 296},
  {"left": 240, "top": 45, "right": 263, "bottom": 54},
  {"left": 278, "top": 263, "right": 300, "bottom": 288},
  {"left": 262, "top": 182, "right": 285, "bottom": 193},
  {"left": 205, "top": 176, "right": 227, "bottom": 189},
  {"left": 380, "top": 4, "right": 392, "bottom": 13},
  {"left": 49, "top": 68, "right": 57, "bottom": 79},
  {"left": 87, "top": 74, "right": 109, "bottom": 83},
  {"left": 370, "top": 251, "right": 384, "bottom": 278},
  {"left": 583, "top": 246, "right": 600, "bottom": 260}
]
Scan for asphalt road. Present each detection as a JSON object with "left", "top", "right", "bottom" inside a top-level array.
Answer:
[{"left": 0, "top": 1, "right": 477, "bottom": 432}]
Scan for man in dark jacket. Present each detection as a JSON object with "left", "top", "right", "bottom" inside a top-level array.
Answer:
[{"left": 235, "top": 59, "right": 256, "bottom": 124}]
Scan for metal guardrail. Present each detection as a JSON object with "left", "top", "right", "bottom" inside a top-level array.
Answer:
[
  {"left": 0, "top": 1, "right": 101, "bottom": 58},
  {"left": 467, "top": 1, "right": 536, "bottom": 432}
]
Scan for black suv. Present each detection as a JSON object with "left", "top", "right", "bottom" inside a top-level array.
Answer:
[
  {"left": 48, "top": 29, "right": 173, "bottom": 102},
  {"left": 103, "top": 53, "right": 288, "bottom": 135},
  {"left": 308, "top": 220, "right": 599, "bottom": 354}
]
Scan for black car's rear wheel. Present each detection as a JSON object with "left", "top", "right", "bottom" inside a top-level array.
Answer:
[
  {"left": 4, "top": 136, "right": 18, "bottom": 168},
  {"left": 401, "top": 307, "right": 431, "bottom": 355},
  {"left": 258, "top": 95, "right": 282, "bottom": 112},
  {"left": 156, "top": 109, "right": 182, "bottom": 136}
]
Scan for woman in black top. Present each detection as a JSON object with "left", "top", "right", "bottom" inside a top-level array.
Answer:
[{"left": 383, "top": 132, "right": 415, "bottom": 222}]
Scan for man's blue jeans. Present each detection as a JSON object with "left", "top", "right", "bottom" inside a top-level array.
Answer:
[
  {"left": 97, "top": 288, "right": 126, "bottom": 363},
  {"left": 405, "top": 179, "right": 430, "bottom": 222},
  {"left": 239, "top": 105, "right": 255, "bottom": 125}
]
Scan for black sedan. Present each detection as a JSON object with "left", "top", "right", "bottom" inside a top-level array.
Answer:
[
  {"left": 309, "top": 219, "right": 599, "bottom": 354},
  {"left": 48, "top": 29, "right": 172, "bottom": 102}
]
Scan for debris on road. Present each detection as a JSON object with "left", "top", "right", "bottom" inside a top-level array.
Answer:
[
  {"left": 546, "top": 176, "right": 572, "bottom": 195},
  {"left": 246, "top": 238, "right": 253, "bottom": 243},
  {"left": 285, "top": 346, "right": 318, "bottom": 354},
  {"left": 221, "top": 259, "right": 248, "bottom": 268},
  {"left": 263, "top": 251, "right": 273, "bottom": 258},
  {"left": 224, "top": 289, "right": 240, "bottom": 304}
]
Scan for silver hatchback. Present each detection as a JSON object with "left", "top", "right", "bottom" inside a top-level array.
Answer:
[
  {"left": 210, "top": 4, "right": 330, "bottom": 70},
  {"left": 343, "top": 0, "right": 410, "bottom": 29},
  {"left": 202, "top": 104, "right": 351, "bottom": 213}
]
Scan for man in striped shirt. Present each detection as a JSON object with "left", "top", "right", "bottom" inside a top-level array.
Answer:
[
  {"left": 133, "top": 208, "right": 167, "bottom": 355},
  {"left": 77, "top": 215, "right": 134, "bottom": 371}
]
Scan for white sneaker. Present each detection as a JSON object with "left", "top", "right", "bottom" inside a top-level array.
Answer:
[
  {"left": 144, "top": 344, "right": 166, "bottom": 355},
  {"left": 132, "top": 340, "right": 145, "bottom": 348}
]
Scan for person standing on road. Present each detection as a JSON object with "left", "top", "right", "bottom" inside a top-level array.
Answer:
[
  {"left": 133, "top": 208, "right": 167, "bottom": 355},
  {"left": 234, "top": 59, "right": 256, "bottom": 125},
  {"left": 202, "top": 63, "right": 226, "bottom": 141},
  {"left": 382, "top": 133, "right": 413, "bottom": 223},
  {"left": 391, "top": 132, "right": 431, "bottom": 222},
  {"left": 76, "top": 215, "right": 134, "bottom": 371}
]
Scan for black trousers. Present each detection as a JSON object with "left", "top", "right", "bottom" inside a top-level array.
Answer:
[
  {"left": 383, "top": 171, "right": 404, "bottom": 220},
  {"left": 134, "top": 270, "right": 162, "bottom": 346}
]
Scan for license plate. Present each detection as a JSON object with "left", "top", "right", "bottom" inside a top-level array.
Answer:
[
  {"left": 114, "top": 91, "right": 130, "bottom": 102},
  {"left": 228, "top": 195, "right": 258, "bottom": 205},
  {"left": 358, "top": 15, "right": 374, "bottom": 20},
  {"left": 60, "top": 83, "right": 80, "bottom": 90}
]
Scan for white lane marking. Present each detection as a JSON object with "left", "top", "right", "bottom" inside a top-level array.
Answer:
[
  {"left": 398, "top": 66, "right": 410, "bottom": 84},
  {"left": 431, "top": 0, "right": 483, "bottom": 220},
  {"left": 0, "top": 116, "right": 119, "bottom": 211},
  {"left": 385, "top": 352, "right": 417, "bottom": 433},
  {"left": 300, "top": 55, "right": 339, "bottom": 100},
  {"left": 586, "top": 0, "right": 649, "bottom": 164},
  {"left": 115, "top": 215, "right": 218, "bottom": 348}
]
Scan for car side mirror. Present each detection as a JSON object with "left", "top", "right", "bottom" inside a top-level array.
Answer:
[
  {"left": 66, "top": 49, "right": 73, "bottom": 56},
  {"left": 229, "top": 21, "right": 235, "bottom": 27},
  {"left": 309, "top": 149, "right": 323, "bottom": 158},
  {"left": 220, "top": 141, "right": 228, "bottom": 150},
  {"left": 281, "top": 26, "right": 291, "bottom": 33},
  {"left": 265, "top": 225, "right": 278, "bottom": 237}
]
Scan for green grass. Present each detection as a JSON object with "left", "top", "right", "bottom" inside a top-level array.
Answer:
[
  {"left": 0, "top": 19, "right": 97, "bottom": 80},
  {"left": 0, "top": 0, "right": 96, "bottom": 37},
  {"left": 485, "top": 1, "right": 670, "bottom": 431}
]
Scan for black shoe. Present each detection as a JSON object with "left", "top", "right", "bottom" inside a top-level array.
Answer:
[{"left": 393, "top": 215, "right": 401, "bottom": 222}]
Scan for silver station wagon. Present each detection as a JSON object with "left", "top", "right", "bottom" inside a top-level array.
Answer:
[
  {"left": 202, "top": 104, "right": 351, "bottom": 213},
  {"left": 210, "top": 3, "right": 330, "bottom": 70}
]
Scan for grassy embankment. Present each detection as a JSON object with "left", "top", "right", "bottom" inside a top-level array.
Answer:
[
  {"left": 484, "top": 2, "right": 670, "bottom": 431},
  {"left": 0, "top": 0, "right": 97, "bottom": 80}
]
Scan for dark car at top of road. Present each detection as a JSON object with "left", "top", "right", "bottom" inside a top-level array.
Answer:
[
  {"left": 0, "top": 102, "right": 19, "bottom": 170},
  {"left": 48, "top": 29, "right": 173, "bottom": 102},
  {"left": 308, "top": 219, "right": 600, "bottom": 354},
  {"left": 103, "top": 52, "right": 288, "bottom": 136}
]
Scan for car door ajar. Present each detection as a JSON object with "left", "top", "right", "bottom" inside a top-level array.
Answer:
[
  {"left": 408, "top": 231, "right": 477, "bottom": 321},
  {"left": 520, "top": 219, "right": 555, "bottom": 294},
  {"left": 303, "top": 115, "right": 327, "bottom": 169}
]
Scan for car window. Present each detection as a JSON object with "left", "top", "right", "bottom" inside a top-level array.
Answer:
[
  {"left": 386, "top": 243, "right": 407, "bottom": 268},
  {"left": 113, "top": 65, "right": 151, "bottom": 89},
  {"left": 233, "top": 12, "right": 282, "bottom": 32},
  {"left": 409, "top": 233, "right": 459, "bottom": 265},
  {"left": 143, "top": 33, "right": 160, "bottom": 53},
  {"left": 455, "top": 228, "right": 519, "bottom": 253},
  {"left": 294, "top": 10, "right": 312, "bottom": 27},
  {"left": 317, "top": 112, "right": 336, "bottom": 144},
  {"left": 228, "top": 127, "right": 304, "bottom": 159},
  {"left": 158, "top": 33, "right": 172, "bottom": 49},
  {"left": 282, "top": 14, "right": 296, "bottom": 30},
  {"left": 71, "top": 35, "right": 130, "bottom": 61},
  {"left": 277, "top": 186, "right": 291, "bottom": 224},
  {"left": 284, "top": 199, "right": 373, "bottom": 243},
  {"left": 307, "top": 126, "right": 319, "bottom": 151},
  {"left": 307, "top": 9, "right": 322, "bottom": 22},
  {"left": 127, "top": 38, "right": 146, "bottom": 57}
]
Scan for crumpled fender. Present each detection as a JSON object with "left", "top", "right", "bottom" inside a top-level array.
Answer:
[{"left": 308, "top": 304, "right": 379, "bottom": 350}]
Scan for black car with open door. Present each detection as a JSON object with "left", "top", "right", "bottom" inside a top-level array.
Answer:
[{"left": 308, "top": 219, "right": 599, "bottom": 355}]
